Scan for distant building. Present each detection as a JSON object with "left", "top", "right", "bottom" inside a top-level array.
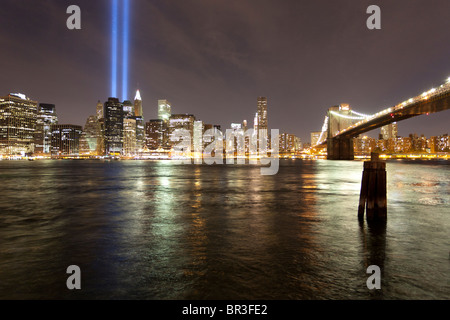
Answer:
[
  {"left": 96, "top": 100, "right": 103, "bottom": 119},
  {"left": 280, "top": 133, "right": 301, "bottom": 154},
  {"left": 310, "top": 131, "right": 321, "bottom": 146},
  {"left": 80, "top": 115, "right": 103, "bottom": 156},
  {"left": 193, "top": 120, "right": 204, "bottom": 159},
  {"left": 104, "top": 97, "right": 124, "bottom": 156},
  {"left": 354, "top": 136, "right": 376, "bottom": 156},
  {"left": 51, "top": 124, "right": 82, "bottom": 157},
  {"left": 168, "top": 114, "right": 195, "bottom": 149},
  {"left": 134, "top": 91, "right": 145, "bottom": 152},
  {"left": 0, "top": 93, "right": 38, "bottom": 155},
  {"left": 123, "top": 118, "right": 137, "bottom": 156},
  {"left": 158, "top": 99, "right": 171, "bottom": 122},
  {"left": 380, "top": 122, "right": 398, "bottom": 140},
  {"left": 34, "top": 103, "right": 58, "bottom": 155},
  {"left": 256, "top": 97, "right": 268, "bottom": 153},
  {"left": 145, "top": 119, "right": 165, "bottom": 150}
]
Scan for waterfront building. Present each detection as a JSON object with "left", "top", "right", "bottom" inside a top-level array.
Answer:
[
  {"left": 50, "top": 124, "right": 82, "bottom": 157},
  {"left": 104, "top": 97, "right": 124, "bottom": 156},
  {"left": 168, "top": 114, "right": 195, "bottom": 149},
  {"left": 34, "top": 103, "right": 58, "bottom": 155},
  {"left": 0, "top": 93, "right": 38, "bottom": 156}
]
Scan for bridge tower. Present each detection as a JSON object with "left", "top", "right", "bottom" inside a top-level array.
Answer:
[{"left": 327, "top": 104, "right": 355, "bottom": 160}]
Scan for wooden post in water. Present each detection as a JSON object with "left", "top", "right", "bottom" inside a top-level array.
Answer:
[{"left": 358, "top": 153, "right": 387, "bottom": 221}]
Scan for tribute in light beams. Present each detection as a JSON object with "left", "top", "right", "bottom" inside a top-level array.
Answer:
[
  {"left": 122, "top": 0, "right": 130, "bottom": 101},
  {"left": 111, "top": 0, "right": 130, "bottom": 101},
  {"left": 111, "top": 0, "right": 118, "bottom": 98}
]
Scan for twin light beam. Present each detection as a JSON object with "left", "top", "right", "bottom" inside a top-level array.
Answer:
[{"left": 111, "top": 0, "right": 130, "bottom": 101}]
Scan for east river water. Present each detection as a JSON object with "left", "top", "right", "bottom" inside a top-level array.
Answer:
[{"left": 0, "top": 159, "right": 448, "bottom": 299}]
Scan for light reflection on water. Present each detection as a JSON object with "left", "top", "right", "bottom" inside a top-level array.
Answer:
[{"left": 0, "top": 159, "right": 448, "bottom": 299}]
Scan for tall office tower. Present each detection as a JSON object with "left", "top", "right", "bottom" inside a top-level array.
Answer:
[
  {"left": 257, "top": 97, "right": 268, "bottom": 133},
  {"left": 96, "top": 100, "right": 104, "bottom": 119},
  {"left": 168, "top": 114, "right": 195, "bottom": 149},
  {"left": 123, "top": 118, "right": 137, "bottom": 156},
  {"left": 80, "top": 115, "right": 103, "bottom": 156},
  {"left": 134, "top": 90, "right": 143, "bottom": 117},
  {"left": 104, "top": 97, "right": 124, "bottom": 156},
  {"left": 193, "top": 120, "right": 204, "bottom": 160},
  {"left": 122, "top": 100, "right": 134, "bottom": 118},
  {"left": 50, "top": 124, "right": 82, "bottom": 157},
  {"left": 380, "top": 122, "right": 398, "bottom": 140},
  {"left": 134, "top": 91, "right": 145, "bottom": 153},
  {"left": 145, "top": 119, "right": 165, "bottom": 150},
  {"left": 0, "top": 93, "right": 38, "bottom": 156},
  {"left": 256, "top": 97, "right": 268, "bottom": 153},
  {"left": 34, "top": 103, "right": 58, "bottom": 155},
  {"left": 122, "top": 99, "right": 136, "bottom": 156},
  {"left": 242, "top": 120, "right": 248, "bottom": 132},
  {"left": 158, "top": 99, "right": 171, "bottom": 121},
  {"left": 310, "top": 131, "right": 321, "bottom": 146}
]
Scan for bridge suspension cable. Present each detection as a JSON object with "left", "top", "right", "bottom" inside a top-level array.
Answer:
[
  {"left": 329, "top": 110, "right": 372, "bottom": 120},
  {"left": 315, "top": 116, "right": 328, "bottom": 146}
]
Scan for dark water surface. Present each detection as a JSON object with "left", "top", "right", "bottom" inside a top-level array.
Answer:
[{"left": 0, "top": 159, "right": 448, "bottom": 299}]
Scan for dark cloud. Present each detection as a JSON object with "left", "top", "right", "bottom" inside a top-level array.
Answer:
[{"left": 1, "top": 0, "right": 449, "bottom": 142}]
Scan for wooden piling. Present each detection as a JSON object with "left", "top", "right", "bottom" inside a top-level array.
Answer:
[{"left": 358, "top": 153, "right": 387, "bottom": 221}]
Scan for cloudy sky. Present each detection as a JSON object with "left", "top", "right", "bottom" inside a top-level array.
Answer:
[{"left": 1, "top": 0, "right": 449, "bottom": 142}]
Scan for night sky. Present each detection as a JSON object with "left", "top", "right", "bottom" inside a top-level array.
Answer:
[{"left": 1, "top": 0, "right": 449, "bottom": 143}]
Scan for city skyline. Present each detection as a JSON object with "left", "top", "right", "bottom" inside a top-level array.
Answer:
[{"left": 1, "top": 0, "right": 449, "bottom": 144}]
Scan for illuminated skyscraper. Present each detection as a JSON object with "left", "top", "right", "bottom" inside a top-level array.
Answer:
[
  {"left": 193, "top": 120, "right": 204, "bottom": 159},
  {"left": 134, "top": 90, "right": 143, "bottom": 117},
  {"left": 168, "top": 114, "right": 195, "bottom": 149},
  {"left": 104, "top": 97, "right": 124, "bottom": 156},
  {"left": 256, "top": 97, "right": 268, "bottom": 153},
  {"left": 34, "top": 103, "right": 58, "bottom": 155},
  {"left": 80, "top": 115, "right": 104, "bottom": 156},
  {"left": 123, "top": 118, "right": 136, "bottom": 156},
  {"left": 0, "top": 93, "right": 38, "bottom": 155},
  {"left": 50, "top": 124, "right": 82, "bottom": 157},
  {"left": 122, "top": 100, "right": 136, "bottom": 156},
  {"left": 134, "top": 91, "right": 145, "bottom": 153},
  {"left": 145, "top": 119, "right": 164, "bottom": 150},
  {"left": 96, "top": 100, "right": 104, "bottom": 119},
  {"left": 158, "top": 100, "right": 171, "bottom": 122}
]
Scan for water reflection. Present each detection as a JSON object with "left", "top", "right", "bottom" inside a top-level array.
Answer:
[{"left": 0, "top": 160, "right": 448, "bottom": 299}]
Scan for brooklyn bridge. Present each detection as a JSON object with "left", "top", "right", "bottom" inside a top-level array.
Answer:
[{"left": 313, "top": 77, "right": 450, "bottom": 159}]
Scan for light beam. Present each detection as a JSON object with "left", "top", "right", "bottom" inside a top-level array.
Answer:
[
  {"left": 122, "top": 0, "right": 130, "bottom": 101},
  {"left": 111, "top": 0, "right": 118, "bottom": 98}
]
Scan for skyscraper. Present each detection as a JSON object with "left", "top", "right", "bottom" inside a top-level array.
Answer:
[
  {"left": 256, "top": 97, "right": 268, "bottom": 153},
  {"left": 134, "top": 90, "right": 143, "bottom": 117},
  {"left": 96, "top": 100, "right": 104, "bottom": 119},
  {"left": 193, "top": 120, "right": 204, "bottom": 160},
  {"left": 104, "top": 97, "right": 124, "bottom": 156},
  {"left": 80, "top": 114, "right": 104, "bottom": 156},
  {"left": 50, "top": 124, "right": 82, "bottom": 157},
  {"left": 168, "top": 114, "right": 195, "bottom": 150},
  {"left": 122, "top": 99, "right": 137, "bottom": 156},
  {"left": 145, "top": 119, "right": 165, "bottom": 150},
  {"left": 134, "top": 90, "right": 145, "bottom": 153},
  {"left": 158, "top": 100, "right": 171, "bottom": 122},
  {"left": 34, "top": 103, "right": 58, "bottom": 155},
  {"left": 0, "top": 93, "right": 38, "bottom": 156},
  {"left": 123, "top": 118, "right": 137, "bottom": 156}
]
